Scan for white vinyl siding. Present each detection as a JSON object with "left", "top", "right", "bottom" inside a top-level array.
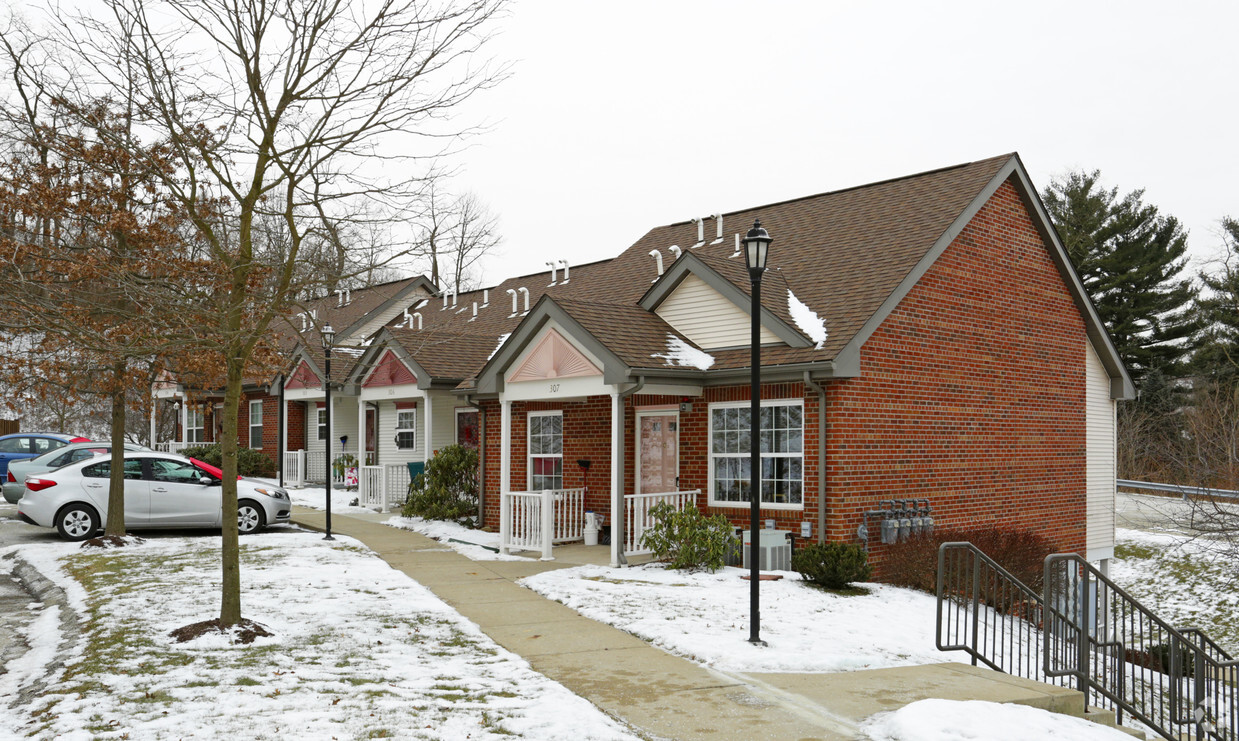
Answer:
[
  {"left": 369, "top": 393, "right": 456, "bottom": 467},
  {"left": 305, "top": 396, "right": 360, "bottom": 459},
  {"left": 1085, "top": 344, "right": 1117, "bottom": 561},
  {"left": 655, "top": 274, "right": 781, "bottom": 350}
]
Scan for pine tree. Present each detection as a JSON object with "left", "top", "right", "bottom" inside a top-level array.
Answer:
[
  {"left": 1042, "top": 171, "right": 1197, "bottom": 385},
  {"left": 1193, "top": 218, "right": 1239, "bottom": 383}
]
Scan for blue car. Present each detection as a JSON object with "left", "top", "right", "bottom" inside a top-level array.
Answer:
[{"left": 0, "top": 433, "right": 90, "bottom": 482}]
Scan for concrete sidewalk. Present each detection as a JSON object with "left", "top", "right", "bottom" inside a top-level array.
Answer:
[{"left": 292, "top": 508, "right": 1097, "bottom": 740}]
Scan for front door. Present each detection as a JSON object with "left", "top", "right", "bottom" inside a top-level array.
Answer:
[
  {"left": 365, "top": 408, "right": 377, "bottom": 465},
  {"left": 637, "top": 413, "right": 679, "bottom": 494}
]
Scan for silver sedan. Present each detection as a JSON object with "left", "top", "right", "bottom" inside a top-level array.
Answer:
[
  {"left": 3, "top": 442, "right": 150, "bottom": 503},
  {"left": 17, "top": 452, "right": 291, "bottom": 541}
]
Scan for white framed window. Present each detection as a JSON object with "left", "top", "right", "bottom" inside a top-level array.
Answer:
[
  {"left": 395, "top": 409, "right": 417, "bottom": 450},
  {"left": 317, "top": 408, "right": 327, "bottom": 441},
  {"left": 186, "top": 407, "right": 205, "bottom": 443},
  {"left": 248, "top": 400, "right": 264, "bottom": 449},
  {"left": 708, "top": 399, "right": 803, "bottom": 509},
  {"left": 527, "top": 411, "right": 563, "bottom": 491}
]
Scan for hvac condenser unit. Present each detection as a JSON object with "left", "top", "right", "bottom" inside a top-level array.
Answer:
[{"left": 741, "top": 530, "right": 792, "bottom": 571}]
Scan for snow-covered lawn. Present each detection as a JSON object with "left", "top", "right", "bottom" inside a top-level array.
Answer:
[
  {"left": 1111, "top": 526, "right": 1239, "bottom": 652},
  {"left": 858, "top": 699, "right": 1134, "bottom": 741},
  {"left": 0, "top": 531, "right": 637, "bottom": 741},
  {"left": 522, "top": 563, "right": 943, "bottom": 673}
]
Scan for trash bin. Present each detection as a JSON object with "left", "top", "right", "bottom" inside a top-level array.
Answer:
[{"left": 583, "top": 511, "right": 599, "bottom": 546}]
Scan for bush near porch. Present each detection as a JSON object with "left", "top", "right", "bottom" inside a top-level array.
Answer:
[
  {"left": 180, "top": 444, "right": 275, "bottom": 477},
  {"left": 640, "top": 502, "right": 739, "bottom": 572},
  {"left": 402, "top": 444, "right": 479, "bottom": 526}
]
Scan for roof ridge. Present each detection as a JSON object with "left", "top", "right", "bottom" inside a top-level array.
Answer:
[{"left": 663, "top": 153, "right": 1016, "bottom": 228}]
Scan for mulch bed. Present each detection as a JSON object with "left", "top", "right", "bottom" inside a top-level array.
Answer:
[
  {"left": 81, "top": 535, "right": 145, "bottom": 549},
  {"left": 170, "top": 618, "right": 275, "bottom": 645}
]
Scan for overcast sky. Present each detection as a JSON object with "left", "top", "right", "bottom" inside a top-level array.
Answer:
[{"left": 449, "top": 0, "right": 1238, "bottom": 285}]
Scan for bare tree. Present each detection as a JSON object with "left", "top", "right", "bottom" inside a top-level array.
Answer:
[
  {"left": 446, "top": 191, "right": 500, "bottom": 292},
  {"left": 8, "top": 0, "right": 507, "bottom": 634}
]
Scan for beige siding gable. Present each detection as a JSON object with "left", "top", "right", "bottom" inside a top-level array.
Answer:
[
  {"left": 1085, "top": 342, "right": 1117, "bottom": 561},
  {"left": 655, "top": 274, "right": 780, "bottom": 350}
]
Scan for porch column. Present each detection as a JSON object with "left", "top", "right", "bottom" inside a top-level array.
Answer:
[
  {"left": 180, "top": 398, "right": 188, "bottom": 445},
  {"left": 423, "top": 392, "right": 434, "bottom": 463},
  {"left": 610, "top": 390, "right": 623, "bottom": 567},
  {"left": 499, "top": 398, "right": 512, "bottom": 555},
  {"left": 148, "top": 394, "right": 157, "bottom": 447},
  {"left": 357, "top": 399, "right": 367, "bottom": 465}
]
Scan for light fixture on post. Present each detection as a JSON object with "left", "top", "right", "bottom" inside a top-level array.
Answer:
[
  {"left": 321, "top": 323, "right": 336, "bottom": 542},
  {"left": 743, "top": 218, "right": 772, "bottom": 646}
]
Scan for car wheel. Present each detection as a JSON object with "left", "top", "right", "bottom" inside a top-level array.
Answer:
[
  {"left": 237, "top": 500, "right": 266, "bottom": 535},
  {"left": 55, "top": 504, "right": 101, "bottom": 542}
]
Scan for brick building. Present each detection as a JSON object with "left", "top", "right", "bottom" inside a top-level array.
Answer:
[{"left": 157, "top": 153, "right": 1131, "bottom": 571}]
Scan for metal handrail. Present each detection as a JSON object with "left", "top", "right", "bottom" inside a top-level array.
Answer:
[{"left": 937, "top": 542, "right": 1237, "bottom": 741}]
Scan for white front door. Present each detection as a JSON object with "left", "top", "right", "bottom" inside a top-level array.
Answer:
[{"left": 637, "top": 412, "right": 679, "bottom": 494}]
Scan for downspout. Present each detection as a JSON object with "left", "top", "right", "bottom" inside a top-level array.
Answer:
[
  {"left": 277, "top": 375, "right": 286, "bottom": 489},
  {"left": 803, "top": 372, "right": 827, "bottom": 544},
  {"left": 464, "top": 394, "right": 486, "bottom": 528},
  {"left": 612, "top": 376, "right": 646, "bottom": 566}
]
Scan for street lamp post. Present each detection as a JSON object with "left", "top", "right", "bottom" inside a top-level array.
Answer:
[
  {"left": 322, "top": 323, "right": 336, "bottom": 541},
  {"left": 744, "top": 219, "right": 772, "bottom": 646}
]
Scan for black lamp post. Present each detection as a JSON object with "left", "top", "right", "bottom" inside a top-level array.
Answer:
[
  {"left": 744, "top": 219, "right": 772, "bottom": 646},
  {"left": 322, "top": 323, "right": 335, "bottom": 541}
]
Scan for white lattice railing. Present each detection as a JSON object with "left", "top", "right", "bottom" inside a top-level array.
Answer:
[
  {"left": 303, "top": 448, "right": 358, "bottom": 486},
  {"left": 386, "top": 463, "right": 411, "bottom": 502},
  {"left": 499, "top": 488, "right": 587, "bottom": 560},
  {"left": 155, "top": 442, "right": 190, "bottom": 454},
  {"left": 624, "top": 489, "right": 700, "bottom": 556},
  {"left": 283, "top": 450, "right": 306, "bottom": 488}
]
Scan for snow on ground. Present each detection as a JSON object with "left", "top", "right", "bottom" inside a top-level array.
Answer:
[
  {"left": 858, "top": 699, "right": 1134, "bottom": 741},
  {"left": 0, "top": 532, "right": 638, "bottom": 741},
  {"left": 279, "top": 480, "right": 377, "bottom": 515},
  {"left": 1111, "top": 526, "right": 1239, "bottom": 652},
  {"left": 386, "top": 516, "right": 532, "bottom": 562},
  {"left": 787, "top": 289, "right": 827, "bottom": 349},
  {"left": 521, "top": 563, "right": 943, "bottom": 673}
]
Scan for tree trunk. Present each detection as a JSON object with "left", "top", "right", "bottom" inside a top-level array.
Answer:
[
  {"left": 218, "top": 357, "right": 244, "bottom": 625},
  {"left": 104, "top": 358, "right": 128, "bottom": 536}
]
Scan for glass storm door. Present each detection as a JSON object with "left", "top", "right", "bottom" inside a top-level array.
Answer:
[{"left": 638, "top": 414, "right": 679, "bottom": 494}]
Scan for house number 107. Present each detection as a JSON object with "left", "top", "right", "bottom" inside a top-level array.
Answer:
[{"left": 548, "top": 384, "right": 560, "bottom": 393}]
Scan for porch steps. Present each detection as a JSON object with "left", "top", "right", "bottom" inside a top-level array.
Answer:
[{"left": 292, "top": 508, "right": 1145, "bottom": 740}]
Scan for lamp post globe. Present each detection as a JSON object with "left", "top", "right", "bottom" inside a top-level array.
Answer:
[
  {"left": 743, "top": 219, "right": 772, "bottom": 646},
  {"left": 322, "top": 323, "right": 335, "bottom": 541}
]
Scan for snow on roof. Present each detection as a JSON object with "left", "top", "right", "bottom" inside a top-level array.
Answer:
[
  {"left": 787, "top": 289, "right": 827, "bottom": 350},
  {"left": 488, "top": 333, "right": 511, "bottom": 361},
  {"left": 652, "top": 334, "right": 715, "bottom": 370}
]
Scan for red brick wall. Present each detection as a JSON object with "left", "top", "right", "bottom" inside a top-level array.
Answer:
[
  {"left": 825, "top": 180, "right": 1088, "bottom": 562},
  {"left": 230, "top": 393, "right": 307, "bottom": 472}
]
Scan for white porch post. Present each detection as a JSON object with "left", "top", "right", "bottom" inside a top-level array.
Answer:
[
  {"left": 499, "top": 398, "right": 512, "bottom": 555},
  {"left": 423, "top": 392, "right": 434, "bottom": 463},
  {"left": 610, "top": 390, "right": 623, "bottom": 567},
  {"left": 357, "top": 400, "right": 367, "bottom": 464},
  {"left": 148, "top": 395, "right": 157, "bottom": 447},
  {"left": 180, "top": 399, "right": 188, "bottom": 445}
]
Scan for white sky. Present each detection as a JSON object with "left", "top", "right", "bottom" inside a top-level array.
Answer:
[{"left": 450, "top": 0, "right": 1239, "bottom": 284}]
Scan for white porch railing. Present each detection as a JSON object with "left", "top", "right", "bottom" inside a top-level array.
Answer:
[
  {"left": 283, "top": 450, "right": 306, "bottom": 488},
  {"left": 358, "top": 463, "right": 412, "bottom": 513},
  {"left": 155, "top": 441, "right": 190, "bottom": 454},
  {"left": 302, "top": 448, "right": 357, "bottom": 486},
  {"left": 624, "top": 489, "right": 700, "bottom": 556},
  {"left": 499, "top": 488, "right": 586, "bottom": 560}
]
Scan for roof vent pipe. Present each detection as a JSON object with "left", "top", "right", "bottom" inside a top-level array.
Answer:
[
  {"left": 470, "top": 302, "right": 478, "bottom": 321},
  {"left": 442, "top": 291, "right": 449, "bottom": 310},
  {"left": 506, "top": 288, "right": 518, "bottom": 317},
  {"left": 402, "top": 308, "right": 412, "bottom": 327},
  {"left": 546, "top": 261, "right": 558, "bottom": 286},
  {"left": 412, "top": 312, "right": 422, "bottom": 330},
  {"left": 649, "top": 249, "right": 664, "bottom": 276},
  {"left": 690, "top": 217, "right": 704, "bottom": 246},
  {"left": 336, "top": 290, "right": 344, "bottom": 307},
  {"left": 731, "top": 233, "right": 742, "bottom": 258},
  {"left": 558, "top": 259, "right": 570, "bottom": 283},
  {"left": 669, "top": 245, "right": 682, "bottom": 262},
  {"left": 712, "top": 213, "right": 724, "bottom": 244},
  {"left": 518, "top": 286, "right": 530, "bottom": 314},
  {"left": 482, "top": 289, "right": 489, "bottom": 307}
]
